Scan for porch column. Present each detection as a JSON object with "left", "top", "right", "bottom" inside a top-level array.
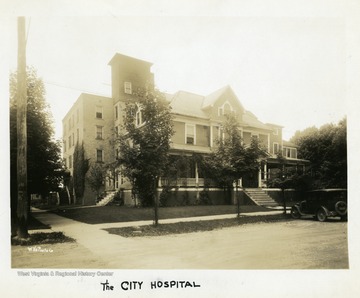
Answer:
[
  {"left": 195, "top": 161, "right": 199, "bottom": 187},
  {"left": 264, "top": 162, "right": 267, "bottom": 183},
  {"left": 258, "top": 166, "right": 262, "bottom": 188}
]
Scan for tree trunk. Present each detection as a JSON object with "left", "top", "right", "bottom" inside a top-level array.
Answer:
[
  {"left": 153, "top": 177, "right": 159, "bottom": 226},
  {"left": 236, "top": 180, "right": 240, "bottom": 218},
  {"left": 16, "top": 17, "right": 28, "bottom": 238},
  {"left": 282, "top": 188, "right": 286, "bottom": 214}
]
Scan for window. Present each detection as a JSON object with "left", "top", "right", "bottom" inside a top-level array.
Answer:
[
  {"left": 219, "top": 126, "right": 225, "bottom": 141},
  {"left": 96, "top": 126, "right": 103, "bottom": 139},
  {"left": 63, "top": 140, "right": 67, "bottom": 153},
  {"left": 218, "top": 107, "right": 223, "bottom": 116},
  {"left": 115, "top": 126, "right": 119, "bottom": 136},
  {"left": 136, "top": 109, "right": 143, "bottom": 126},
  {"left": 124, "top": 82, "right": 132, "bottom": 94},
  {"left": 95, "top": 106, "right": 103, "bottom": 119},
  {"left": 283, "top": 147, "right": 295, "bottom": 158},
  {"left": 186, "top": 124, "right": 195, "bottom": 145},
  {"left": 96, "top": 149, "right": 103, "bottom": 163},
  {"left": 69, "top": 155, "right": 72, "bottom": 169},
  {"left": 64, "top": 158, "right": 67, "bottom": 169},
  {"left": 77, "top": 128, "right": 79, "bottom": 143},
  {"left": 273, "top": 142, "right": 279, "bottom": 154},
  {"left": 115, "top": 105, "right": 119, "bottom": 120},
  {"left": 68, "top": 136, "right": 71, "bottom": 149},
  {"left": 218, "top": 101, "right": 233, "bottom": 116},
  {"left": 223, "top": 103, "right": 231, "bottom": 114}
]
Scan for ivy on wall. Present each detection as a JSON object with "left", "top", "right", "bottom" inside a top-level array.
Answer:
[{"left": 72, "top": 142, "right": 89, "bottom": 203}]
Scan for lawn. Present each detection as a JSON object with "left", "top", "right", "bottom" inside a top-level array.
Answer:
[
  {"left": 11, "top": 215, "right": 74, "bottom": 246},
  {"left": 105, "top": 214, "right": 291, "bottom": 237},
  {"left": 50, "top": 204, "right": 273, "bottom": 225}
]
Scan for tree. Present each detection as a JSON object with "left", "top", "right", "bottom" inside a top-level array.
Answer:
[
  {"left": 10, "top": 67, "right": 64, "bottom": 235},
  {"left": 72, "top": 142, "right": 90, "bottom": 204},
  {"left": 87, "top": 163, "right": 105, "bottom": 202},
  {"left": 204, "top": 113, "right": 267, "bottom": 216},
  {"left": 118, "top": 87, "right": 174, "bottom": 225},
  {"left": 290, "top": 118, "right": 347, "bottom": 188}
]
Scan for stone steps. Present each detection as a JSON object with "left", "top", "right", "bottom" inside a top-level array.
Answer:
[
  {"left": 244, "top": 188, "right": 279, "bottom": 207},
  {"left": 96, "top": 191, "right": 116, "bottom": 206}
]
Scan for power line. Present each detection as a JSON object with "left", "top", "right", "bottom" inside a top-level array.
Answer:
[{"left": 43, "top": 80, "right": 110, "bottom": 96}]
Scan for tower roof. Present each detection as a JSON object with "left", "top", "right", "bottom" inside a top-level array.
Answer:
[{"left": 108, "top": 53, "right": 153, "bottom": 67}]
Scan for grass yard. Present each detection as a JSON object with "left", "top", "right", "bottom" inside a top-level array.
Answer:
[
  {"left": 12, "top": 215, "right": 74, "bottom": 246},
  {"left": 105, "top": 214, "right": 291, "bottom": 237},
  {"left": 12, "top": 232, "right": 75, "bottom": 246},
  {"left": 28, "top": 214, "right": 51, "bottom": 230},
  {"left": 50, "top": 204, "right": 273, "bottom": 225}
]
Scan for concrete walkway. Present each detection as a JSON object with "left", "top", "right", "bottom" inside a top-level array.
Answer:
[{"left": 31, "top": 208, "right": 284, "bottom": 267}]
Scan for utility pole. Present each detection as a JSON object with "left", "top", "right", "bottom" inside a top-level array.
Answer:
[{"left": 16, "top": 16, "right": 28, "bottom": 238}]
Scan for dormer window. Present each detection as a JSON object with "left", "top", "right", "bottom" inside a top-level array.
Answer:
[
  {"left": 218, "top": 101, "right": 234, "bottom": 116},
  {"left": 218, "top": 107, "right": 223, "bottom": 116},
  {"left": 124, "top": 82, "right": 132, "bottom": 94}
]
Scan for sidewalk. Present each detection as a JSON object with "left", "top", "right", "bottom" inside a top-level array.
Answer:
[
  {"left": 30, "top": 208, "right": 285, "bottom": 268},
  {"left": 32, "top": 207, "right": 284, "bottom": 230}
]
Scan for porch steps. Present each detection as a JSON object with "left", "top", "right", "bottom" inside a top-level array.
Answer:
[
  {"left": 244, "top": 188, "right": 279, "bottom": 207},
  {"left": 96, "top": 191, "right": 116, "bottom": 206}
]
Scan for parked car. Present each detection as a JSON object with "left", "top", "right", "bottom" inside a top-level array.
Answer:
[{"left": 291, "top": 189, "right": 347, "bottom": 222}]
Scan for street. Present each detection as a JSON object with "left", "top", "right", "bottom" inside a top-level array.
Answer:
[
  {"left": 106, "top": 219, "right": 348, "bottom": 269},
  {"left": 12, "top": 218, "right": 348, "bottom": 269}
]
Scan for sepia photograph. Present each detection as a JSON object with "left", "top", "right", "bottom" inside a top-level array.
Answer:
[{"left": 1, "top": 0, "right": 360, "bottom": 297}]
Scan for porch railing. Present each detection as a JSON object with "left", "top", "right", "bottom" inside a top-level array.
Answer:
[{"left": 159, "top": 177, "right": 217, "bottom": 187}]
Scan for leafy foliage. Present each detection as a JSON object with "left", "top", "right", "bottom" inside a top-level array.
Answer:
[
  {"left": 72, "top": 142, "right": 89, "bottom": 201},
  {"left": 204, "top": 113, "right": 268, "bottom": 189},
  {"left": 290, "top": 118, "right": 347, "bottom": 188},
  {"left": 118, "top": 87, "right": 174, "bottom": 206},
  {"left": 87, "top": 163, "right": 105, "bottom": 198},
  {"left": 266, "top": 152, "right": 313, "bottom": 191},
  {"left": 10, "top": 67, "right": 64, "bottom": 200}
]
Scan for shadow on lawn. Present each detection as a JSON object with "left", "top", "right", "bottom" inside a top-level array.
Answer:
[
  {"left": 50, "top": 205, "right": 275, "bottom": 225},
  {"left": 104, "top": 213, "right": 293, "bottom": 238}
]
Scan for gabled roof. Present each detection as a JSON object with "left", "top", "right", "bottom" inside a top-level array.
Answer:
[
  {"left": 242, "top": 110, "right": 273, "bottom": 131},
  {"left": 169, "top": 91, "right": 208, "bottom": 119},
  {"left": 283, "top": 140, "right": 298, "bottom": 148},
  {"left": 165, "top": 86, "right": 275, "bottom": 131},
  {"left": 202, "top": 85, "right": 246, "bottom": 112},
  {"left": 202, "top": 85, "right": 230, "bottom": 109}
]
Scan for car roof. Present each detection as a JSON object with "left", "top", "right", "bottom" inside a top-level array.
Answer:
[{"left": 307, "top": 189, "right": 347, "bottom": 193}]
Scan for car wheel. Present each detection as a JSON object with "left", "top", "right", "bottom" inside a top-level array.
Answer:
[
  {"left": 316, "top": 208, "right": 327, "bottom": 222},
  {"left": 335, "top": 201, "right": 347, "bottom": 216},
  {"left": 291, "top": 207, "right": 301, "bottom": 219}
]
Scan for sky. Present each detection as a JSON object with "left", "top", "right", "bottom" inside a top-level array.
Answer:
[{"left": 4, "top": 14, "right": 348, "bottom": 141}]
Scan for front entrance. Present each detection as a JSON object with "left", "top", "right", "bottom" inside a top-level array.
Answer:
[{"left": 242, "top": 170, "right": 259, "bottom": 188}]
